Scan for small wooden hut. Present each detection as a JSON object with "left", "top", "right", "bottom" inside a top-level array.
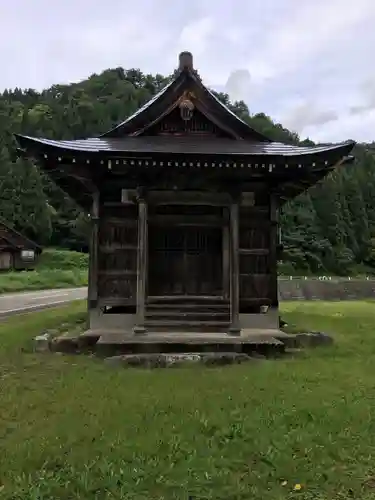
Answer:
[
  {"left": 14, "top": 51, "right": 355, "bottom": 345},
  {"left": 0, "top": 220, "right": 42, "bottom": 271}
]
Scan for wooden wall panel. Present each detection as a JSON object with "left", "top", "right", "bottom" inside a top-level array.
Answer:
[
  {"left": 239, "top": 195, "right": 272, "bottom": 312},
  {"left": 239, "top": 227, "right": 269, "bottom": 250},
  {"left": 97, "top": 204, "right": 138, "bottom": 307},
  {"left": 0, "top": 251, "right": 12, "bottom": 270}
]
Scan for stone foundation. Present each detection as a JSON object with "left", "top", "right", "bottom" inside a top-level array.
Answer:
[{"left": 279, "top": 278, "right": 375, "bottom": 301}]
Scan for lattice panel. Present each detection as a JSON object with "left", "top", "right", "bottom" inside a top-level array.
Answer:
[{"left": 148, "top": 225, "right": 223, "bottom": 296}]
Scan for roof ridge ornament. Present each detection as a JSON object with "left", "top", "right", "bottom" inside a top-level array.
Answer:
[
  {"left": 177, "top": 51, "right": 202, "bottom": 81},
  {"left": 178, "top": 51, "right": 194, "bottom": 71}
]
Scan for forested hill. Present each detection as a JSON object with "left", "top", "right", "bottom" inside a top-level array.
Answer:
[{"left": 0, "top": 68, "right": 375, "bottom": 275}]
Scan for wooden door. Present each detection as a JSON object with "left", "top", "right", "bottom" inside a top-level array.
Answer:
[
  {"left": 0, "top": 251, "right": 12, "bottom": 270},
  {"left": 148, "top": 225, "right": 222, "bottom": 296},
  {"left": 184, "top": 226, "right": 222, "bottom": 295}
]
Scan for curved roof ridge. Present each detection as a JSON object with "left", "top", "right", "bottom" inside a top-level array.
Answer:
[
  {"left": 98, "top": 52, "right": 273, "bottom": 141},
  {"left": 15, "top": 133, "right": 355, "bottom": 157},
  {"left": 0, "top": 218, "right": 42, "bottom": 251},
  {"left": 205, "top": 85, "right": 270, "bottom": 141},
  {"left": 99, "top": 78, "right": 176, "bottom": 138}
]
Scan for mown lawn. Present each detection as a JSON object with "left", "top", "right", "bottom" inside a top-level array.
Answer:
[
  {"left": 0, "top": 269, "right": 87, "bottom": 294},
  {"left": 0, "top": 301, "right": 375, "bottom": 499},
  {"left": 0, "top": 248, "right": 88, "bottom": 293}
]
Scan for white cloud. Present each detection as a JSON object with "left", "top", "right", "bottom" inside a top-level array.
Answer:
[
  {"left": 1, "top": 0, "right": 375, "bottom": 142},
  {"left": 307, "top": 110, "right": 375, "bottom": 143},
  {"left": 281, "top": 100, "right": 338, "bottom": 132},
  {"left": 176, "top": 17, "right": 214, "bottom": 58},
  {"left": 225, "top": 69, "right": 252, "bottom": 103},
  {"left": 246, "top": 0, "right": 375, "bottom": 83}
]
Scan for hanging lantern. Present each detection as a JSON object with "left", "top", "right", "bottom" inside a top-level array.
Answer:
[{"left": 179, "top": 98, "right": 194, "bottom": 121}]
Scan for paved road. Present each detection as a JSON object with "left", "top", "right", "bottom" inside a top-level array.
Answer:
[{"left": 0, "top": 287, "right": 87, "bottom": 318}]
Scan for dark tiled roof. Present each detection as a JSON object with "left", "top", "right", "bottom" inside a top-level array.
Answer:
[
  {"left": 99, "top": 79, "right": 176, "bottom": 138},
  {"left": 0, "top": 220, "right": 42, "bottom": 251},
  {"left": 99, "top": 68, "right": 271, "bottom": 142},
  {"left": 16, "top": 134, "right": 355, "bottom": 158}
]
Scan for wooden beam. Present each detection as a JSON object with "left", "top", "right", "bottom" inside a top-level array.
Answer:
[
  {"left": 98, "top": 297, "right": 135, "bottom": 307},
  {"left": 98, "top": 270, "right": 137, "bottom": 276},
  {"left": 147, "top": 190, "right": 233, "bottom": 205},
  {"left": 239, "top": 248, "right": 269, "bottom": 255},
  {"left": 222, "top": 209, "right": 230, "bottom": 299},
  {"left": 269, "top": 195, "right": 278, "bottom": 308},
  {"left": 149, "top": 214, "right": 223, "bottom": 227},
  {"left": 228, "top": 198, "right": 241, "bottom": 336},
  {"left": 100, "top": 217, "right": 137, "bottom": 226},
  {"left": 88, "top": 190, "right": 99, "bottom": 312},
  {"left": 133, "top": 191, "right": 148, "bottom": 335}
]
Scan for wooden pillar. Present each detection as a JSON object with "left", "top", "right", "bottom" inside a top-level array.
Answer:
[
  {"left": 228, "top": 198, "right": 241, "bottom": 336},
  {"left": 133, "top": 191, "right": 148, "bottom": 335},
  {"left": 222, "top": 208, "right": 230, "bottom": 299},
  {"left": 269, "top": 194, "right": 279, "bottom": 309},
  {"left": 88, "top": 190, "right": 99, "bottom": 313}
]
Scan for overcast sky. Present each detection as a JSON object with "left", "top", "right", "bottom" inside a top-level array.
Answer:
[{"left": 2, "top": 0, "right": 375, "bottom": 143}]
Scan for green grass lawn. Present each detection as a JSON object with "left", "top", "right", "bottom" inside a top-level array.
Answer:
[
  {"left": 0, "top": 301, "right": 375, "bottom": 499},
  {"left": 0, "top": 268, "right": 88, "bottom": 293},
  {"left": 0, "top": 248, "right": 88, "bottom": 293}
]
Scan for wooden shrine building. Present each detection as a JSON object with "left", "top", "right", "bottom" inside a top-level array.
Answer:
[{"left": 15, "top": 52, "right": 355, "bottom": 340}]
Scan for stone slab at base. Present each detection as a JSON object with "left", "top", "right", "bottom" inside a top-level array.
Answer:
[
  {"left": 95, "top": 333, "right": 285, "bottom": 345},
  {"left": 88, "top": 311, "right": 280, "bottom": 333},
  {"left": 82, "top": 327, "right": 289, "bottom": 342},
  {"left": 77, "top": 328, "right": 289, "bottom": 357},
  {"left": 104, "top": 352, "right": 255, "bottom": 368}
]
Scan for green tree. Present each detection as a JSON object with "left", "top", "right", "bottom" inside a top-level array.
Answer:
[{"left": 0, "top": 65, "right": 373, "bottom": 275}]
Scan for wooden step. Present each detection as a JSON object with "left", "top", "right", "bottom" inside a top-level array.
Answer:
[
  {"left": 144, "top": 319, "right": 230, "bottom": 333},
  {"left": 147, "top": 295, "right": 228, "bottom": 305},
  {"left": 146, "top": 312, "right": 230, "bottom": 322},
  {"left": 146, "top": 304, "right": 230, "bottom": 314},
  {"left": 145, "top": 319, "right": 230, "bottom": 326},
  {"left": 146, "top": 302, "right": 229, "bottom": 308},
  {"left": 146, "top": 311, "right": 230, "bottom": 318}
]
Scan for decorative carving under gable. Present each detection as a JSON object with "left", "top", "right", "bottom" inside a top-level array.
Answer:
[
  {"left": 144, "top": 106, "right": 229, "bottom": 136},
  {"left": 179, "top": 94, "right": 195, "bottom": 122}
]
